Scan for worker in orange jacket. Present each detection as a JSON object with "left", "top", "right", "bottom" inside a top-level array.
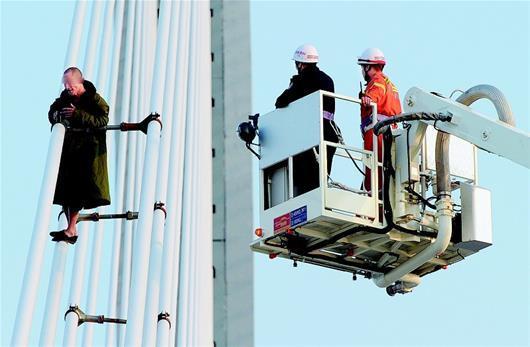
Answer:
[{"left": 357, "top": 48, "right": 402, "bottom": 192}]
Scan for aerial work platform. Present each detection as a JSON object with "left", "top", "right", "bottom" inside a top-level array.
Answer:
[{"left": 245, "top": 88, "right": 523, "bottom": 295}]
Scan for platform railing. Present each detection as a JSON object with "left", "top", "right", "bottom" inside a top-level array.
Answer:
[{"left": 319, "top": 90, "right": 381, "bottom": 224}]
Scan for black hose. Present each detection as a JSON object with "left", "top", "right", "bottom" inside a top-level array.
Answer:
[
  {"left": 329, "top": 121, "right": 365, "bottom": 177},
  {"left": 373, "top": 112, "right": 452, "bottom": 136},
  {"left": 245, "top": 143, "right": 261, "bottom": 159},
  {"left": 344, "top": 147, "right": 366, "bottom": 177},
  {"left": 294, "top": 128, "right": 436, "bottom": 257},
  {"left": 404, "top": 187, "right": 436, "bottom": 210},
  {"left": 402, "top": 122, "right": 437, "bottom": 210},
  {"left": 381, "top": 130, "right": 437, "bottom": 237}
]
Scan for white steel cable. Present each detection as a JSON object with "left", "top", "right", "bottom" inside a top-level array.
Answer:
[
  {"left": 156, "top": 2, "right": 192, "bottom": 345},
  {"left": 122, "top": 3, "right": 163, "bottom": 338},
  {"left": 64, "top": 1, "right": 88, "bottom": 68},
  {"left": 82, "top": 2, "right": 115, "bottom": 345},
  {"left": 123, "top": 116, "right": 162, "bottom": 346},
  {"left": 62, "top": 1, "right": 105, "bottom": 344},
  {"left": 142, "top": 1, "right": 178, "bottom": 345},
  {"left": 62, "top": 222, "right": 91, "bottom": 346},
  {"left": 104, "top": 1, "right": 129, "bottom": 345},
  {"left": 186, "top": 18, "right": 202, "bottom": 345},
  {"left": 176, "top": 3, "right": 199, "bottom": 344},
  {"left": 133, "top": 1, "right": 148, "bottom": 210},
  {"left": 39, "top": 213, "right": 69, "bottom": 346},
  {"left": 117, "top": 3, "right": 142, "bottom": 345},
  {"left": 82, "top": 1, "right": 104, "bottom": 78},
  {"left": 196, "top": 3, "right": 214, "bottom": 344}
]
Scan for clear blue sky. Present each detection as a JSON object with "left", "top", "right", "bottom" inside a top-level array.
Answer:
[{"left": 1, "top": 1, "right": 529, "bottom": 347}]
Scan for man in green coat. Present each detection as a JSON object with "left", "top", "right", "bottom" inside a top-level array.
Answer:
[{"left": 48, "top": 67, "right": 111, "bottom": 244}]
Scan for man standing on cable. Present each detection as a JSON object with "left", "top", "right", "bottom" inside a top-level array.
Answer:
[
  {"left": 357, "top": 48, "right": 402, "bottom": 192},
  {"left": 48, "top": 67, "right": 111, "bottom": 244},
  {"left": 276, "top": 44, "right": 340, "bottom": 195}
]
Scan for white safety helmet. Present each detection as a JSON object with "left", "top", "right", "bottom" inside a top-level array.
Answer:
[
  {"left": 357, "top": 47, "right": 386, "bottom": 65},
  {"left": 293, "top": 44, "right": 319, "bottom": 63}
]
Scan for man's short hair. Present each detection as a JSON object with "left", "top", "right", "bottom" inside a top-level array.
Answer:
[{"left": 63, "top": 67, "right": 84, "bottom": 79}]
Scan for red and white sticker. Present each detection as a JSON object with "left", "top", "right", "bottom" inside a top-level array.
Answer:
[{"left": 273, "top": 213, "right": 290, "bottom": 234}]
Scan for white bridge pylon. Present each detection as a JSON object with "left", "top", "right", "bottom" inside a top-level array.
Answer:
[{"left": 11, "top": 1, "right": 213, "bottom": 346}]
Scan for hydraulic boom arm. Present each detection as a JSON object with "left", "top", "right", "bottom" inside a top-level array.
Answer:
[{"left": 404, "top": 87, "right": 530, "bottom": 169}]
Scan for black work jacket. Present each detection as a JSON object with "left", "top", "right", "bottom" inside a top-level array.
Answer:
[{"left": 275, "top": 65, "right": 335, "bottom": 114}]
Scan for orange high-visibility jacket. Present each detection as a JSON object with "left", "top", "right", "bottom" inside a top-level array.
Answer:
[
  {"left": 360, "top": 72, "right": 402, "bottom": 121},
  {"left": 359, "top": 72, "right": 402, "bottom": 191}
]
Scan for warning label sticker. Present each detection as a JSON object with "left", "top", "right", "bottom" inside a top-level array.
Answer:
[
  {"left": 290, "top": 206, "right": 307, "bottom": 228},
  {"left": 273, "top": 206, "right": 307, "bottom": 233},
  {"left": 273, "top": 213, "right": 290, "bottom": 234}
]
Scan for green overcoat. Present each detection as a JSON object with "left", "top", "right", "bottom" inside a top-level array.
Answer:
[{"left": 48, "top": 80, "right": 111, "bottom": 210}]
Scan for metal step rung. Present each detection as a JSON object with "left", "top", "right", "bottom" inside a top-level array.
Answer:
[
  {"left": 64, "top": 306, "right": 126, "bottom": 326},
  {"left": 77, "top": 211, "right": 139, "bottom": 223},
  {"left": 66, "top": 113, "right": 160, "bottom": 135}
]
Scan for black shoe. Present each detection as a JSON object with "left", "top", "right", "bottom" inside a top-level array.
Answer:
[
  {"left": 50, "top": 229, "right": 66, "bottom": 238},
  {"left": 65, "top": 235, "right": 78, "bottom": 244},
  {"left": 51, "top": 230, "right": 78, "bottom": 245}
]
